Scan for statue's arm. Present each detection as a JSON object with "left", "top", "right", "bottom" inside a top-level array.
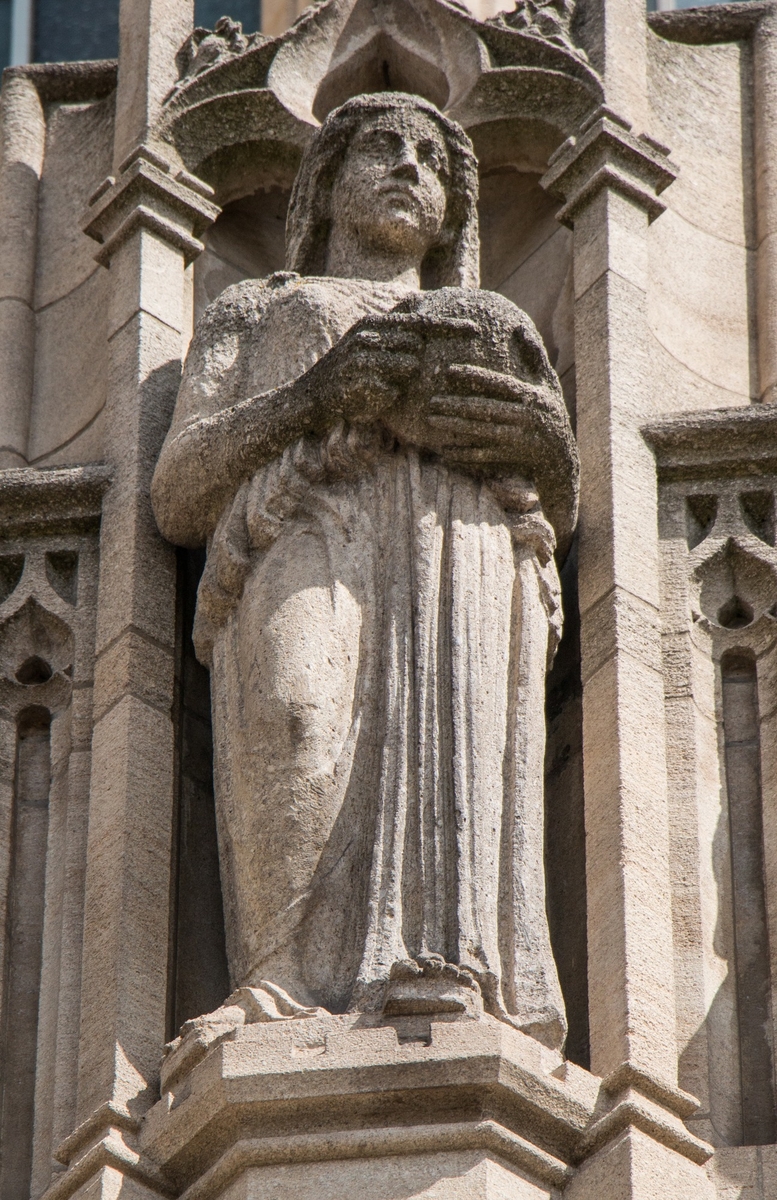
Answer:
[
  {"left": 152, "top": 371, "right": 340, "bottom": 547},
  {"left": 151, "top": 287, "right": 423, "bottom": 547},
  {"left": 153, "top": 279, "right": 339, "bottom": 547}
]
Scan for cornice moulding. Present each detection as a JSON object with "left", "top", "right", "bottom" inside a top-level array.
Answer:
[
  {"left": 644, "top": 404, "right": 777, "bottom": 481},
  {"left": 83, "top": 149, "right": 220, "bottom": 267},
  {"left": 649, "top": 0, "right": 775, "bottom": 44},
  {"left": 0, "top": 464, "right": 112, "bottom": 536},
  {"left": 541, "top": 107, "right": 677, "bottom": 224},
  {"left": 2, "top": 58, "right": 118, "bottom": 103}
]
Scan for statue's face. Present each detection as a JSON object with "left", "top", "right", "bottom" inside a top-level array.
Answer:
[{"left": 330, "top": 110, "right": 450, "bottom": 263}]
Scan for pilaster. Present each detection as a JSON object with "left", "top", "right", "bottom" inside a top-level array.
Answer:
[
  {"left": 0, "top": 71, "right": 44, "bottom": 467},
  {"left": 576, "top": 0, "right": 649, "bottom": 132},
  {"left": 755, "top": 6, "right": 777, "bottom": 402},
  {"left": 113, "top": 0, "right": 195, "bottom": 171},
  {"left": 541, "top": 106, "right": 692, "bottom": 1194},
  {"left": 42, "top": 2, "right": 220, "bottom": 1193}
]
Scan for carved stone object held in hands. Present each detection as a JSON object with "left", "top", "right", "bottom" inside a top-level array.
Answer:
[{"left": 152, "top": 92, "right": 578, "bottom": 1054}]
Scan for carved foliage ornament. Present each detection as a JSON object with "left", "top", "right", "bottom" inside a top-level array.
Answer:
[
  {"left": 175, "top": 16, "right": 268, "bottom": 85},
  {"left": 487, "top": 0, "right": 583, "bottom": 57}
]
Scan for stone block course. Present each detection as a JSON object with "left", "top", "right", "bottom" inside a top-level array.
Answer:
[{"left": 0, "top": 0, "right": 774, "bottom": 1196}]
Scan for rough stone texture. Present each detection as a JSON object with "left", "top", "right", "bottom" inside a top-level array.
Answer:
[
  {"left": 0, "top": 467, "right": 107, "bottom": 1199},
  {"left": 647, "top": 35, "right": 755, "bottom": 413},
  {"left": 0, "top": 0, "right": 773, "bottom": 1196},
  {"left": 545, "top": 128, "right": 680, "bottom": 1095},
  {"left": 27, "top": 92, "right": 115, "bottom": 467},
  {"left": 140, "top": 1013, "right": 712, "bottom": 1199},
  {"left": 0, "top": 74, "right": 44, "bottom": 467},
  {"left": 646, "top": 408, "right": 777, "bottom": 1156},
  {"left": 153, "top": 93, "right": 576, "bottom": 1052}
]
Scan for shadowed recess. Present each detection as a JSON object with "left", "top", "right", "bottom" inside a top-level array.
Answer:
[
  {"left": 15, "top": 655, "right": 53, "bottom": 685},
  {"left": 0, "top": 556, "right": 24, "bottom": 604},
  {"left": 168, "top": 548, "right": 230, "bottom": 1036},
  {"left": 544, "top": 537, "right": 589, "bottom": 1069},
  {"left": 686, "top": 493, "right": 717, "bottom": 550},
  {"left": 718, "top": 595, "right": 754, "bottom": 630},
  {"left": 721, "top": 650, "right": 776, "bottom": 1146},
  {"left": 45, "top": 550, "right": 78, "bottom": 606},
  {"left": 0, "top": 707, "right": 52, "bottom": 1200},
  {"left": 740, "top": 491, "right": 775, "bottom": 546}
]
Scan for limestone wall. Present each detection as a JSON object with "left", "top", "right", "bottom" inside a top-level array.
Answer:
[
  {"left": 27, "top": 91, "right": 114, "bottom": 467},
  {"left": 1, "top": 2, "right": 777, "bottom": 1198},
  {"left": 648, "top": 34, "right": 756, "bottom": 413}
]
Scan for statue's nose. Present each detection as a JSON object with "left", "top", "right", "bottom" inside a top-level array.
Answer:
[{"left": 392, "top": 150, "right": 420, "bottom": 181}]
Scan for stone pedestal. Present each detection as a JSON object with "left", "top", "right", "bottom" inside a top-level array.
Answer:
[{"left": 139, "top": 1013, "right": 712, "bottom": 1200}]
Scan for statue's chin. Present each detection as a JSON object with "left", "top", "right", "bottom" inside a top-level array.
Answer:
[{"left": 359, "top": 214, "right": 434, "bottom": 260}]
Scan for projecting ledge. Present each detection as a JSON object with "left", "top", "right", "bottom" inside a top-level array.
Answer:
[
  {"left": 643, "top": 404, "right": 777, "bottom": 481},
  {"left": 137, "top": 1014, "right": 711, "bottom": 1200},
  {"left": 0, "top": 463, "right": 112, "bottom": 535}
]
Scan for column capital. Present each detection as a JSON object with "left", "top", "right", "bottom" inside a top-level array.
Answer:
[
  {"left": 82, "top": 143, "right": 220, "bottom": 268},
  {"left": 541, "top": 105, "right": 677, "bottom": 227}
]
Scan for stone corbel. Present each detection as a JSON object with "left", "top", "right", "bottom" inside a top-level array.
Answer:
[
  {"left": 580, "top": 1062, "right": 711, "bottom": 1168},
  {"left": 82, "top": 143, "right": 220, "bottom": 268},
  {"left": 540, "top": 103, "right": 677, "bottom": 225},
  {"left": 43, "top": 1103, "right": 173, "bottom": 1200}
]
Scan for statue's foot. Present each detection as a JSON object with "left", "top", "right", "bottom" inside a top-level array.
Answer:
[
  {"left": 161, "top": 981, "right": 326, "bottom": 1091},
  {"left": 382, "top": 954, "right": 484, "bottom": 1019}
]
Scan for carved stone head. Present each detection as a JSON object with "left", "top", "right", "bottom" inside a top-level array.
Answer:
[{"left": 286, "top": 92, "right": 480, "bottom": 288}]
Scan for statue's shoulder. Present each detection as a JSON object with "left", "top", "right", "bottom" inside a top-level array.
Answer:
[
  {"left": 201, "top": 272, "right": 361, "bottom": 333},
  {"left": 197, "top": 273, "right": 298, "bottom": 330}
]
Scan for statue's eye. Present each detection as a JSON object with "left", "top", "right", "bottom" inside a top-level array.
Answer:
[{"left": 418, "top": 140, "right": 447, "bottom": 176}]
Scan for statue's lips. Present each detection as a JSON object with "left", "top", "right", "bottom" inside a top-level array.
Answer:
[{"left": 376, "top": 184, "right": 421, "bottom": 208}]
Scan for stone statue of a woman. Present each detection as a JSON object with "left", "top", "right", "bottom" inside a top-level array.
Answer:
[{"left": 152, "top": 92, "right": 578, "bottom": 1053}]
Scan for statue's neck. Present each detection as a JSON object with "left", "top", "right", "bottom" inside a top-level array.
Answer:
[{"left": 324, "top": 227, "right": 421, "bottom": 288}]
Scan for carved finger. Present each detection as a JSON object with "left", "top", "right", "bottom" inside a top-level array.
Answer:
[
  {"left": 354, "top": 329, "right": 424, "bottom": 354},
  {"left": 425, "top": 413, "right": 523, "bottom": 448},
  {"left": 357, "top": 314, "right": 479, "bottom": 343},
  {"left": 385, "top": 330, "right": 425, "bottom": 353},
  {"left": 428, "top": 394, "right": 531, "bottom": 425},
  {"left": 369, "top": 350, "right": 421, "bottom": 379},
  {"left": 445, "top": 364, "right": 542, "bottom": 403},
  {"left": 368, "top": 312, "right": 480, "bottom": 338}
]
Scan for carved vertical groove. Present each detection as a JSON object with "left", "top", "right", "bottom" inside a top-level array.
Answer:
[
  {"left": 721, "top": 650, "right": 777, "bottom": 1146},
  {"left": 0, "top": 706, "right": 51, "bottom": 1200}
]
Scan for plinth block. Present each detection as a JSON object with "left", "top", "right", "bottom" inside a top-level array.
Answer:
[
  {"left": 208, "top": 1150, "right": 553, "bottom": 1200},
  {"left": 139, "top": 1014, "right": 711, "bottom": 1200}
]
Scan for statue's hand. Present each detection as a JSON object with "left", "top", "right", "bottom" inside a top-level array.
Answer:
[
  {"left": 425, "top": 361, "right": 552, "bottom": 465},
  {"left": 304, "top": 313, "right": 425, "bottom": 426},
  {"left": 388, "top": 336, "right": 555, "bottom": 469}
]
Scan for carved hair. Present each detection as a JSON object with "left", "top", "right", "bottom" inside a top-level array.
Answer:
[{"left": 285, "top": 92, "right": 480, "bottom": 288}]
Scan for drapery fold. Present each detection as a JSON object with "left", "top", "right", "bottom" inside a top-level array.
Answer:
[{"left": 198, "top": 426, "right": 566, "bottom": 1046}]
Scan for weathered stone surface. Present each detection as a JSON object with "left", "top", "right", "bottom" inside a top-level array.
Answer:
[
  {"left": 34, "top": 94, "right": 116, "bottom": 312},
  {"left": 153, "top": 92, "right": 577, "bottom": 1054},
  {"left": 27, "top": 270, "right": 110, "bottom": 465},
  {"left": 0, "top": 0, "right": 773, "bottom": 1195}
]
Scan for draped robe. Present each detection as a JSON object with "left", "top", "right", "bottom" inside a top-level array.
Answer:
[{"left": 177, "top": 272, "right": 567, "bottom": 1048}]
